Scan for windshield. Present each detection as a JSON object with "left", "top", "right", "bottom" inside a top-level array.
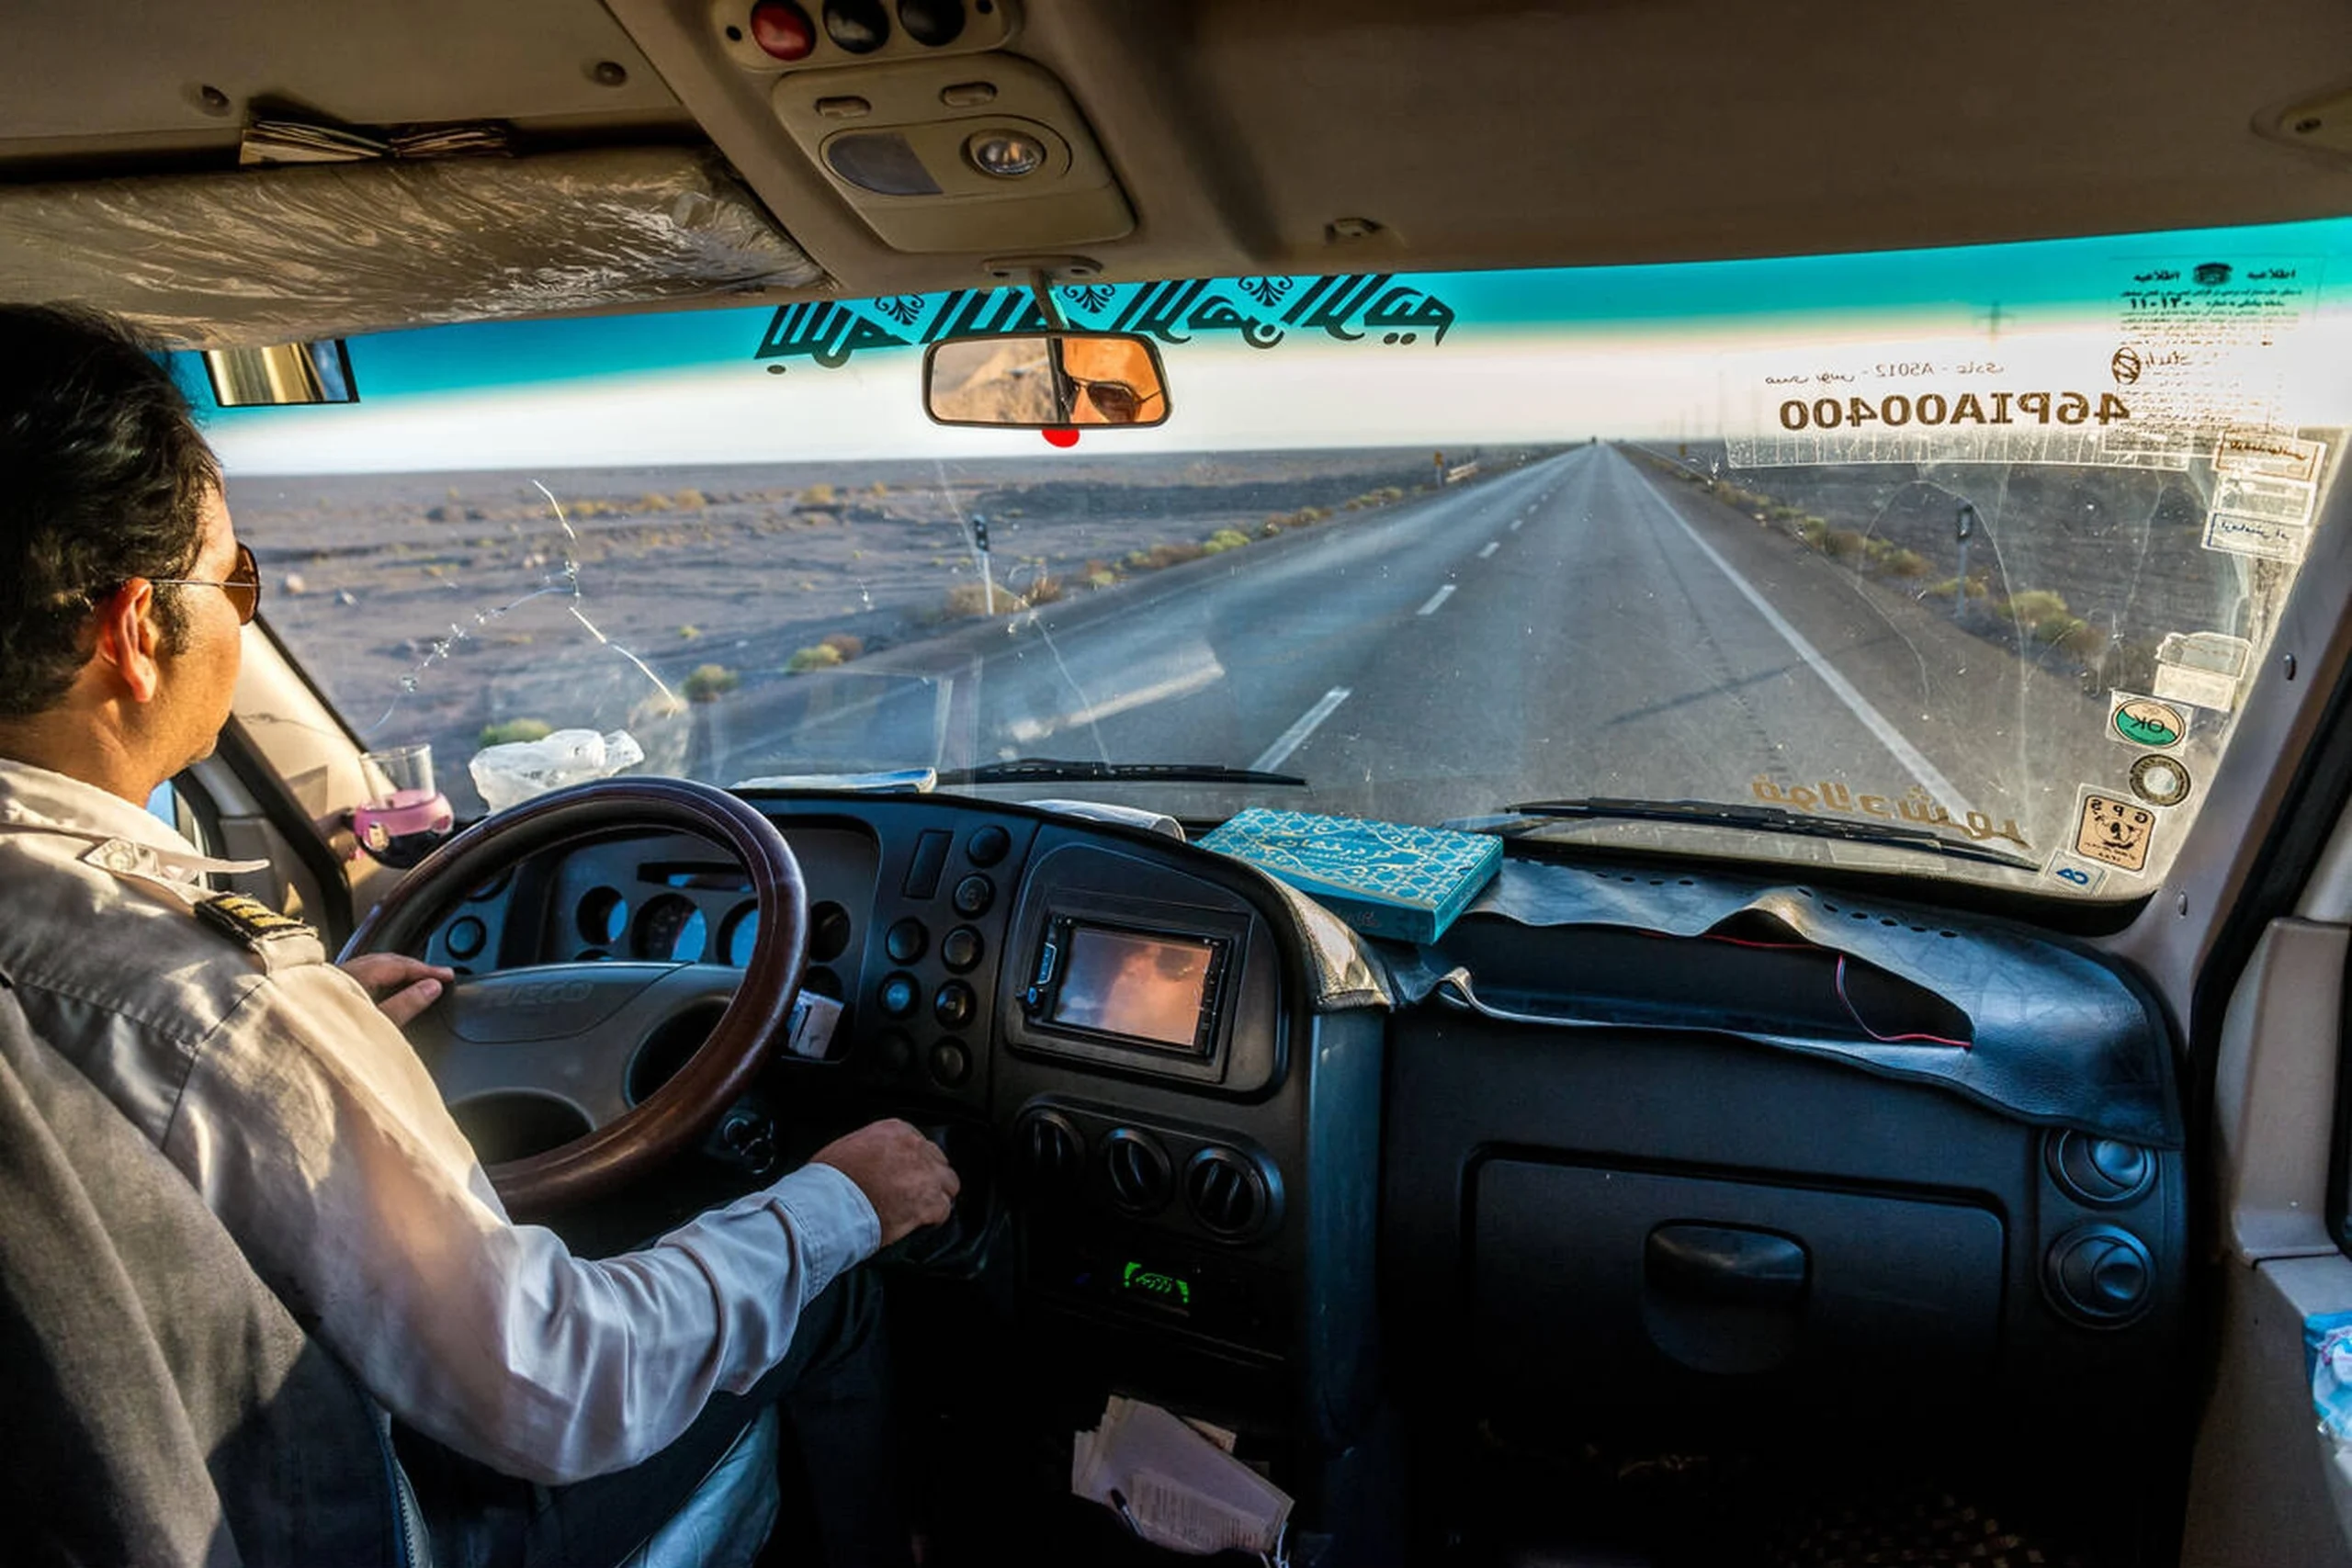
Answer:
[{"left": 203, "top": 220, "right": 2352, "bottom": 898}]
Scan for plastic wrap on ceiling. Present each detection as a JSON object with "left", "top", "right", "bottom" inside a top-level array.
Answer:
[{"left": 0, "top": 145, "right": 824, "bottom": 348}]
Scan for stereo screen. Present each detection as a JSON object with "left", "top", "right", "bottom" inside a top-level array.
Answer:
[{"left": 1051, "top": 927, "right": 1214, "bottom": 1050}]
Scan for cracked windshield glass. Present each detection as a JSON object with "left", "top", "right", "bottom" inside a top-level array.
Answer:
[{"left": 205, "top": 218, "right": 2352, "bottom": 898}]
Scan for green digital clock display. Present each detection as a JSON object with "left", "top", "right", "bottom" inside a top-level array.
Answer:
[{"left": 1121, "top": 1259, "right": 1193, "bottom": 1311}]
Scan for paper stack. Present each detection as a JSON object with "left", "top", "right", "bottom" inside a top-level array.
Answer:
[{"left": 1072, "top": 1395, "right": 1292, "bottom": 1556}]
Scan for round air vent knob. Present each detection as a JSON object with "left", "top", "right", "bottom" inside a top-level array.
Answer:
[
  {"left": 1184, "top": 1145, "right": 1274, "bottom": 1239},
  {"left": 1101, "top": 1128, "right": 1172, "bottom": 1214},
  {"left": 2047, "top": 1130, "right": 2156, "bottom": 1206},
  {"left": 1012, "top": 1108, "right": 1083, "bottom": 1193},
  {"left": 2043, "top": 1224, "right": 2154, "bottom": 1326}
]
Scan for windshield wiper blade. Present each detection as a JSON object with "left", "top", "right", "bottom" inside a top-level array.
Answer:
[
  {"left": 1476, "top": 795, "right": 2040, "bottom": 871},
  {"left": 938, "top": 757, "right": 1307, "bottom": 787}
]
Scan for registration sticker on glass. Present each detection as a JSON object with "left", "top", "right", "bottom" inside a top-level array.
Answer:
[
  {"left": 2108, "top": 693, "right": 2189, "bottom": 750},
  {"left": 2075, "top": 791, "right": 2158, "bottom": 874}
]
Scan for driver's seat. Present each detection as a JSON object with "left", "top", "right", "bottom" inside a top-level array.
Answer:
[{"left": 0, "top": 969, "right": 423, "bottom": 1566}]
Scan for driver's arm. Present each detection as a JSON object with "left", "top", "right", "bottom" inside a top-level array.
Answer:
[{"left": 167, "top": 956, "right": 881, "bottom": 1485}]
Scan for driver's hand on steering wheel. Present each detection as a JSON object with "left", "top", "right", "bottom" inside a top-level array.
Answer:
[
  {"left": 812, "top": 1120, "right": 961, "bottom": 1247},
  {"left": 339, "top": 953, "right": 457, "bottom": 1028}
]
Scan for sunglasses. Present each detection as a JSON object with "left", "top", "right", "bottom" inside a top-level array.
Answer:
[
  {"left": 1069, "top": 377, "right": 1161, "bottom": 423},
  {"left": 143, "top": 541, "right": 263, "bottom": 626}
]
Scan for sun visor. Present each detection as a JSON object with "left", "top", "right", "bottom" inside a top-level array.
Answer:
[{"left": 0, "top": 146, "right": 824, "bottom": 348}]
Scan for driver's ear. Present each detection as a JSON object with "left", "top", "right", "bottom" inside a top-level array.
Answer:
[{"left": 90, "top": 581, "right": 166, "bottom": 705}]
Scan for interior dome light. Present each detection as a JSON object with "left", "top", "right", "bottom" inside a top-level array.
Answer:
[
  {"left": 751, "top": 1, "right": 816, "bottom": 61},
  {"left": 966, "top": 129, "right": 1046, "bottom": 178}
]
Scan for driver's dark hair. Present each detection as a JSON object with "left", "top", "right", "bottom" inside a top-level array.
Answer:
[{"left": 0, "top": 303, "right": 220, "bottom": 719}]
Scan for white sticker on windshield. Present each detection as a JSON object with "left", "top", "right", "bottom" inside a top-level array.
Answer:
[
  {"left": 2202, "top": 459, "right": 2320, "bottom": 562},
  {"left": 2045, "top": 853, "right": 2111, "bottom": 895},
  {"left": 2216, "top": 429, "right": 2327, "bottom": 484},
  {"left": 2152, "top": 631, "right": 2254, "bottom": 713}
]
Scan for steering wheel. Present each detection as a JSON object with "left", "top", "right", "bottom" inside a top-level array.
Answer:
[{"left": 343, "top": 777, "right": 807, "bottom": 1216}]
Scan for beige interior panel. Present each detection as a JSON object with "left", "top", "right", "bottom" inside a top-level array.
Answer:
[
  {"left": 2216, "top": 919, "right": 2349, "bottom": 1263},
  {"left": 229, "top": 625, "right": 400, "bottom": 918},
  {"left": 0, "top": 0, "right": 684, "bottom": 164},
  {"left": 2185, "top": 1254, "right": 2352, "bottom": 1568}
]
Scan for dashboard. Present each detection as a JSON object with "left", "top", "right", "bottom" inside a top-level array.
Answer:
[{"left": 402, "top": 788, "right": 2188, "bottom": 1517}]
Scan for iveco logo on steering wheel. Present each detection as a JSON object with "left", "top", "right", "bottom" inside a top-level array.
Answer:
[{"left": 480, "top": 980, "right": 597, "bottom": 1010}]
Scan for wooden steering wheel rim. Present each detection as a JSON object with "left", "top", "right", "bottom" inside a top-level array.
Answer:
[{"left": 343, "top": 776, "right": 806, "bottom": 1215}]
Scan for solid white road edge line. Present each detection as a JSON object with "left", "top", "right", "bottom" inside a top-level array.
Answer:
[
  {"left": 1251, "top": 687, "right": 1352, "bottom": 773},
  {"left": 1623, "top": 457, "right": 1979, "bottom": 819}
]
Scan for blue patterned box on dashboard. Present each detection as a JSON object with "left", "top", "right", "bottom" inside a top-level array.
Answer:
[{"left": 1197, "top": 809, "right": 1503, "bottom": 943}]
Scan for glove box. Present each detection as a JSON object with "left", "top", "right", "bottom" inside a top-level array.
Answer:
[{"left": 1471, "top": 1159, "right": 2004, "bottom": 1419}]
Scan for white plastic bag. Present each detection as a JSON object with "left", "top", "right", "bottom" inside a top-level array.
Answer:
[{"left": 468, "top": 728, "right": 644, "bottom": 813}]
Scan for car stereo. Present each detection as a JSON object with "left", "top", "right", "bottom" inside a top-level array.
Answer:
[{"left": 1023, "top": 916, "right": 1231, "bottom": 1058}]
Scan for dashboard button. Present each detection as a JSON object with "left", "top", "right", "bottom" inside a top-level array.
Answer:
[
  {"left": 952, "top": 874, "right": 994, "bottom": 916},
  {"left": 903, "top": 829, "right": 952, "bottom": 898},
  {"left": 967, "top": 824, "right": 1011, "bottom": 866},
  {"left": 444, "top": 916, "right": 486, "bottom": 960},
  {"left": 886, "top": 917, "right": 928, "bottom": 964},
  {"left": 941, "top": 925, "right": 983, "bottom": 972},
  {"left": 876, "top": 1031, "right": 914, "bottom": 1075},
  {"left": 933, "top": 980, "right": 976, "bottom": 1029},
  {"left": 929, "top": 1038, "right": 971, "bottom": 1087},
  {"left": 878, "top": 973, "right": 919, "bottom": 1018}
]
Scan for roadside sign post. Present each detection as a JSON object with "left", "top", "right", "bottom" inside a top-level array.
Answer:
[
  {"left": 1954, "top": 502, "right": 1977, "bottom": 620},
  {"left": 972, "top": 514, "right": 995, "bottom": 614}
]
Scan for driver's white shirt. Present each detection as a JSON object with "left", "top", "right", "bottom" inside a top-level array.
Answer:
[{"left": 0, "top": 757, "right": 880, "bottom": 1485}]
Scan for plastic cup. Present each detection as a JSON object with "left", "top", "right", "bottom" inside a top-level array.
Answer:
[
  {"left": 360, "top": 743, "right": 436, "bottom": 805},
  {"left": 356, "top": 743, "right": 453, "bottom": 868}
]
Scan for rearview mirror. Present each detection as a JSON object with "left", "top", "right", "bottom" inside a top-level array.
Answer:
[
  {"left": 201, "top": 340, "right": 357, "bottom": 407},
  {"left": 923, "top": 332, "right": 1170, "bottom": 429}
]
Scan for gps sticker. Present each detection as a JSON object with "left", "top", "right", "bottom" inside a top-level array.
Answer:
[
  {"left": 2075, "top": 791, "right": 2157, "bottom": 874},
  {"left": 2129, "top": 753, "right": 2194, "bottom": 808},
  {"left": 2108, "top": 693, "right": 2188, "bottom": 750}
]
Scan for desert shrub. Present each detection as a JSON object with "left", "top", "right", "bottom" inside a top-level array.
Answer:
[
  {"left": 820, "top": 632, "right": 865, "bottom": 660},
  {"left": 1770, "top": 503, "right": 1804, "bottom": 523},
  {"left": 1884, "top": 547, "right": 1929, "bottom": 578},
  {"left": 1295, "top": 506, "right": 1327, "bottom": 525},
  {"left": 1998, "top": 589, "right": 2070, "bottom": 626},
  {"left": 683, "top": 663, "right": 740, "bottom": 702},
  {"left": 1860, "top": 537, "right": 1894, "bottom": 567},
  {"left": 677, "top": 625, "right": 702, "bottom": 640},
  {"left": 801, "top": 483, "right": 835, "bottom": 506},
  {"left": 2031, "top": 614, "right": 2086, "bottom": 646},
  {"left": 1822, "top": 529, "right": 1867, "bottom": 560},
  {"left": 1025, "top": 575, "right": 1066, "bottom": 605},
  {"left": 2052, "top": 619, "right": 2108, "bottom": 659},
  {"left": 478, "top": 717, "right": 551, "bottom": 748},
  {"left": 784, "top": 645, "right": 843, "bottom": 674},
  {"left": 673, "top": 489, "right": 707, "bottom": 511},
  {"left": 942, "top": 581, "right": 1024, "bottom": 617},
  {"left": 1202, "top": 528, "right": 1251, "bottom": 555},
  {"left": 1089, "top": 570, "right": 1119, "bottom": 590},
  {"left": 638, "top": 492, "right": 674, "bottom": 513}
]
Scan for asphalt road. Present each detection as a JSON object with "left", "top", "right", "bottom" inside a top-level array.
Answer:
[{"left": 711, "top": 444, "right": 2108, "bottom": 866}]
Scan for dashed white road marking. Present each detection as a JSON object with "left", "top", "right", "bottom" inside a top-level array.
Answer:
[
  {"left": 1417, "top": 584, "right": 1456, "bottom": 615},
  {"left": 1250, "top": 686, "right": 1352, "bottom": 772},
  {"left": 1477, "top": 541, "right": 1500, "bottom": 559}
]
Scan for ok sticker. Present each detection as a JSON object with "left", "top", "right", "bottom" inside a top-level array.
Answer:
[{"left": 2075, "top": 793, "right": 2156, "bottom": 874}]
